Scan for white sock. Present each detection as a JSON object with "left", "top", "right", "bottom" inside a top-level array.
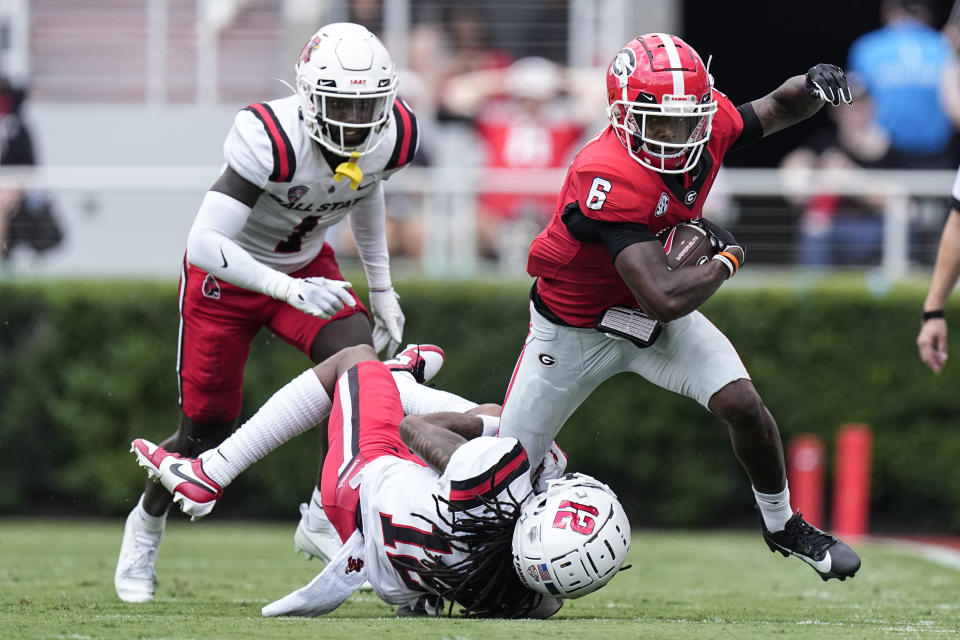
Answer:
[
  {"left": 754, "top": 485, "right": 793, "bottom": 532},
  {"left": 306, "top": 486, "right": 328, "bottom": 527},
  {"left": 392, "top": 370, "right": 477, "bottom": 414},
  {"left": 135, "top": 494, "right": 166, "bottom": 535},
  {"left": 201, "top": 369, "right": 332, "bottom": 486}
]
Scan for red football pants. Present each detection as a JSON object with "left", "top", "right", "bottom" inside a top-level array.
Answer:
[
  {"left": 320, "top": 360, "right": 425, "bottom": 542},
  {"left": 177, "top": 243, "right": 369, "bottom": 423}
]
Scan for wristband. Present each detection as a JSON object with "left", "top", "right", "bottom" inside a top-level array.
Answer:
[
  {"left": 922, "top": 309, "right": 945, "bottom": 322},
  {"left": 711, "top": 251, "right": 739, "bottom": 278}
]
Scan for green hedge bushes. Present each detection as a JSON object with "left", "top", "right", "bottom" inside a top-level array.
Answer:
[{"left": 1, "top": 279, "right": 957, "bottom": 532}]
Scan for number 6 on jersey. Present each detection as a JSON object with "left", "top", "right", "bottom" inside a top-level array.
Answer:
[{"left": 586, "top": 177, "right": 612, "bottom": 210}]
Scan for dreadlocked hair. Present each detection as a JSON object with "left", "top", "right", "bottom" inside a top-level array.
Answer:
[{"left": 412, "top": 487, "right": 546, "bottom": 618}]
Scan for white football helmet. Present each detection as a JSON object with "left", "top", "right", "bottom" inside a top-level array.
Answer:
[
  {"left": 294, "top": 23, "right": 398, "bottom": 156},
  {"left": 512, "top": 473, "right": 631, "bottom": 598}
]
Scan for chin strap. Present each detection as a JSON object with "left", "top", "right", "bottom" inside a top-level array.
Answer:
[{"left": 334, "top": 152, "right": 364, "bottom": 189}]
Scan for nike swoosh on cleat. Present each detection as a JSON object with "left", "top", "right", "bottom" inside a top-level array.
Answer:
[
  {"left": 799, "top": 550, "right": 832, "bottom": 575},
  {"left": 784, "top": 546, "right": 832, "bottom": 575},
  {"left": 169, "top": 462, "right": 218, "bottom": 494}
]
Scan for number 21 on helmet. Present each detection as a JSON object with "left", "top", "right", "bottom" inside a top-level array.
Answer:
[{"left": 512, "top": 473, "right": 631, "bottom": 598}]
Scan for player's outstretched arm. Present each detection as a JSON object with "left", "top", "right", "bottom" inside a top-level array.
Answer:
[
  {"left": 747, "top": 64, "right": 852, "bottom": 138},
  {"left": 347, "top": 185, "right": 405, "bottom": 355},
  {"left": 399, "top": 412, "right": 482, "bottom": 472}
]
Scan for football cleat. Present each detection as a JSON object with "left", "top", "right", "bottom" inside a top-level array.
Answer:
[
  {"left": 131, "top": 438, "right": 222, "bottom": 521},
  {"left": 114, "top": 504, "right": 163, "bottom": 603},
  {"left": 396, "top": 594, "right": 443, "bottom": 617},
  {"left": 294, "top": 501, "right": 375, "bottom": 591},
  {"left": 384, "top": 344, "right": 445, "bottom": 384},
  {"left": 294, "top": 501, "right": 342, "bottom": 563},
  {"left": 761, "top": 511, "right": 861, "bottom": 581}
]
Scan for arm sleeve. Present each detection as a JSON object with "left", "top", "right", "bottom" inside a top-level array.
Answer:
[
  {"left": 561, "top": 202, "right": 657, "bottom": 261},
  {"left": 347, "top": 182, "right": 392, "bottom": 290},
  {"left": 730, "top": 102, "right": 764, "bottom": 151},
  {"left": 186, "top": 190, "right": 291, "bottom": 299},
  {"left": 596, "top": 222, "right": 658, "bottom": 260}
]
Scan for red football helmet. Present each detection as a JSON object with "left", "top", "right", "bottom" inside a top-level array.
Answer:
[{"left": 606, "top": 33, "right": 717, "bottom": 174}]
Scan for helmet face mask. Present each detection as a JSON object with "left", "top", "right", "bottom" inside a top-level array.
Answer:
[
  {"left": 606, "top": 33, "right": 718, "bottom": 174},
  {"left": 311, "top": 92, "right": 392, "bottom": 149},
  {"left": 294, "top": 23, "right": 398, "bottom": 156},
  {"left": 511, "top": 473, "right": 631, "bottom": 599}
]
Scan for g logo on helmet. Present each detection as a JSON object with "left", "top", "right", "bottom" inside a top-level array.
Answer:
[{"left": 611, "top": 48, "right": 637, "bottom": 88}]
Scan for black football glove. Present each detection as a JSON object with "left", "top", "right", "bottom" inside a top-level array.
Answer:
[
  {"left": 803, "top": 63, "right": 853, "bottom": 107},
  {"left": 691, "top": 218, "right": 745, "bottom": 278}
]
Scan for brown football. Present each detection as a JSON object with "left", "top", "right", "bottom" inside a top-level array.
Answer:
[{"left": 658, "top": 222, "right": 715, "bottom": 269}]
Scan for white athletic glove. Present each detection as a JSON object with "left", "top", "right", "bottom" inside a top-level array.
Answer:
[
  {"left": 369, "top": 287, "right": 405, "bottom": 355},
  {"left": 270, "top": 275, "right": 355, "bottom": 319}
]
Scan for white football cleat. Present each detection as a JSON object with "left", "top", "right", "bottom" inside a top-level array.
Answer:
[
  {"left": 384, "top": 344, "right": 445, "bottom": 384},
  {"left": 131, "top": 438, "right": 223, "bottom": 521},
  {"left": 294, "top": 502, "right": 341, "bottom": 563},
  {"left": 294, "top": 501, "right": 374, "bottom": 590},
  {"left": 114, "top": 502, "right": 163, "bottom": 603}
]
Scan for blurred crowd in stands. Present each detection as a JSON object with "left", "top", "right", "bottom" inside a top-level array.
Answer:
[
  {"left": 0, "top": 76, "right": 61, "bottom": 268},
  {"left": 328, "top": 0, "right": 960, "bottom": 270},
  {"left": 5, "top": 0, "right": 960, "bottom": 271},
  {"left": 782, "top": 0, "right": 960, "bottom": 268}
]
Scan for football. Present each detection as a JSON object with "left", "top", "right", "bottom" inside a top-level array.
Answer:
[{"left": 658, "top": 221, "right": 715, "bottom": 269}]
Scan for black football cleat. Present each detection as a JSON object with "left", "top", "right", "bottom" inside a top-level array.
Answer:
[
  {"left": 396, "top": 594, "right": 443, "bottom": 617},
  {"left": 761, "top": 511, "right": 861, "bottom": 581}
]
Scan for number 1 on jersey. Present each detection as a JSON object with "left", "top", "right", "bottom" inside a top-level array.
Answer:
[{"left": 275, "top": 214, "right": 320, "bottom": 253}]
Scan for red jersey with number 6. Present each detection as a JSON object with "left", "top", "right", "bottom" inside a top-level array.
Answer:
[{"left": 527, "top": 91, "right": 744, "bottom": 327}]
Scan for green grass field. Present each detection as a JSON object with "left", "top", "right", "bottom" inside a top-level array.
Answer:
[{"left": 2, "top": 518, "right": 958, "bottom": 639}]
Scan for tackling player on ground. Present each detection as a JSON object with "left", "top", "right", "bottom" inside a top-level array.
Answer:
[
  {"left": 115, "top": 23, "right": 418, "bottom": 603},
  {"left": 130, "top": 344, "right": 631, "bottom": 616},
  {"left": 497, "top": 33, "right": 861, "bottom": 581}
]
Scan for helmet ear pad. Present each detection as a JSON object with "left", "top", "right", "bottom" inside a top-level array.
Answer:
[{"left": 511, "top": 473, "right": 631, "bottom": 599}]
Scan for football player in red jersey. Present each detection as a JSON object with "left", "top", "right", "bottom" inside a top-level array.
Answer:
[
  {"left": 498, "top": 33, "right": 862, "bottom": 582},
  {"left": 115, "top": 23, "right": 419, "bottom": 603}
]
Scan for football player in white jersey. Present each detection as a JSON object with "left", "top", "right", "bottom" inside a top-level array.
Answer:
[
  {"left": 115, "top": 23, "right": 420, "bottom": 603},
  {"left": 130, "top": 343, "right": 631, "bottom": 617}
]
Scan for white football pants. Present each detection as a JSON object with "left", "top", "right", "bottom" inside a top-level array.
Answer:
[{"left": 498, "top": 302, "right": 750, "bottom": 466}]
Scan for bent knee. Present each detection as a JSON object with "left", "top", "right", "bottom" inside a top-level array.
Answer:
[{"left": 708, "top": 379, "right": 766, "bottom": 424}]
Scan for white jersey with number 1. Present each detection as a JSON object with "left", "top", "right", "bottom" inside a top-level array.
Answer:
[{"left": 221, "top": 94, "right": 419, "bottom": 272}]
